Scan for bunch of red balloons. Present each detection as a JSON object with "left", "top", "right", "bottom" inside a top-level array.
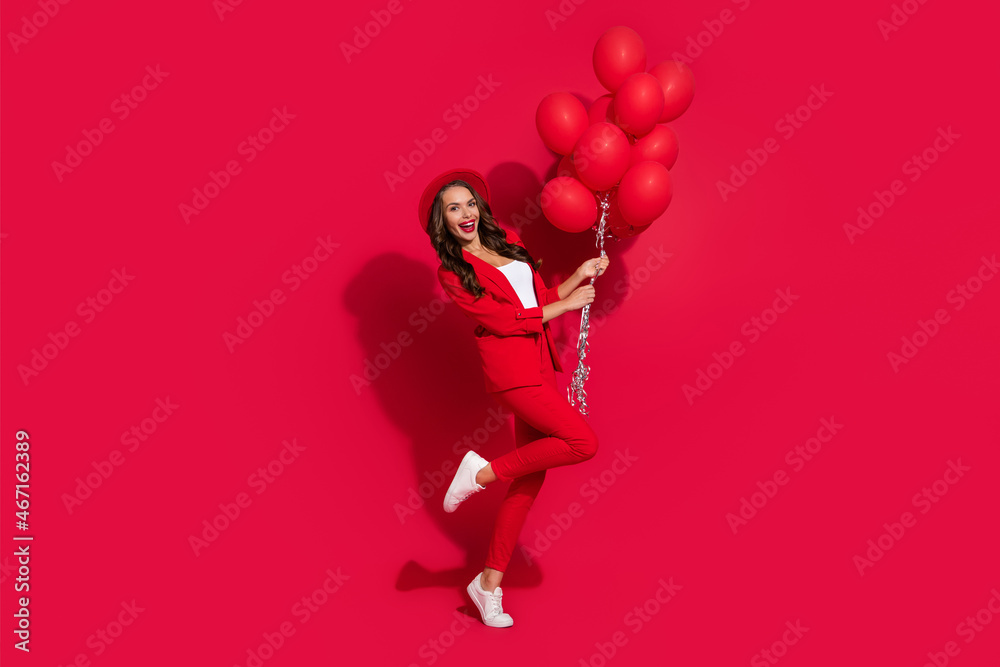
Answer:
[{"left": 535, "top": 26, "right": 695, "bottom": 239}]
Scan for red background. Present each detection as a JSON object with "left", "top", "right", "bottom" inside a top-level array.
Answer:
[{"left": 2, "top": 0, "right": 998, "bottom": 665}]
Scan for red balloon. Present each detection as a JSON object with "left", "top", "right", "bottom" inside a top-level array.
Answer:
[
  {"left": 648, "top": 61, "right": 696, "bottom": 123},
  {"left": 629, "top": 125, "right": 678, "bottom": 169},
  {"left": 536, "top": 92, "right": 589, "bottom": 155},
  {"left": 587, "top": 94, "right": 615, "bottom": 125},
  {"left": 557, "top": 153, "right": 578, "bottom": 180},
  {"left": 571, "top": 122, "right": 631, "bottom": 191},
  {"left": 612, "top": 73, "right": 664, "bottom": 137},
  {"left": 617, "top": 161, "right": 672, "bottom": 226},
  {"left": 541, "top": 177, "right": 598, "bottom": 233},
  {"left": 592, "top": 26, "right": 646, "bottom": 93}
]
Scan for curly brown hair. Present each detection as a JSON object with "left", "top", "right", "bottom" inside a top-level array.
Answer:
[{"left": 425, "top": 179, "right": 540, "bottom": 299}]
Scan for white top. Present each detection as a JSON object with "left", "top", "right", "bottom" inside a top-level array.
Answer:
[{"left": 495, "top": 260, "right": 538, "bottom": 308}]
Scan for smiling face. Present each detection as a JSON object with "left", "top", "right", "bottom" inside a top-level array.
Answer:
[{"left": 440, "top": 185, "right": 479, "bottom": 243}]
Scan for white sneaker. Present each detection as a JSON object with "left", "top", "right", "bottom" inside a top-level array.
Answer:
[
  {"left": 443, "top": 450, "right": 488, "bottom": 513},
  {"left": 466, "top": 573, "right": 513, "bottom": 627}
]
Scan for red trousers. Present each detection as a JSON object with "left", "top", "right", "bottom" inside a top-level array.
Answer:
[{"left": 483, "top": 338, "right": 600, "bottom": 573}]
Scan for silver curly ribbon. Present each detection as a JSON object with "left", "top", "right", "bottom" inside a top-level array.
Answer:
[{"left": 567, "top": 191, "right": 613, "bottom": 416}]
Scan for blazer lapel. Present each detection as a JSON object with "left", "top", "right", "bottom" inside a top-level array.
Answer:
[{"left": 463, "top": 248, "right": 525, "bottom": 308}]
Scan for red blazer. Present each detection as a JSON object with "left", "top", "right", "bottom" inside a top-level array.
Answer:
[{"left": 437, "top": 225, "right": 565, "bottom": 392}]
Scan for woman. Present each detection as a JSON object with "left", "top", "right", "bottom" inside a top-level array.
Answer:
[{"left": 418, "top": 167, "right": 609, "bottom": 628}]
